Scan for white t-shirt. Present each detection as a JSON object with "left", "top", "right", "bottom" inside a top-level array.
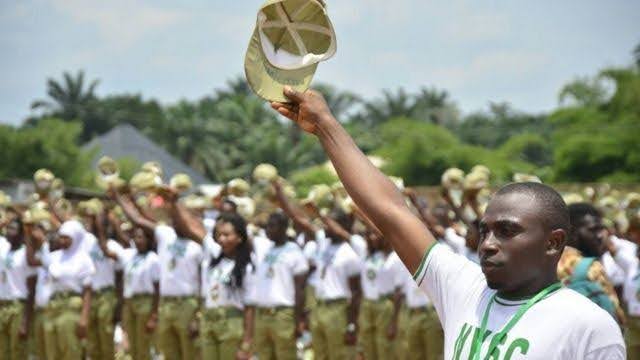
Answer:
[
  {"left": 155, "top": 225, "right": 203, "bottom": 297},
  {"left": 111, "top": 246, "right": 160, "bottom": 299},
  {"left": 610, "top": 248, "right": 640, "bottom": 316},
  {"left": 44, "top": 249, "right": 96, "bottom": 295},
  {"left": 85, "top": 235, "right": 124, "bottom": 291},
  {"left": 35, "top": 266, "right": 53, "bottom": 308},
  {"left": 414, "top": 244, "right": 625, "bottom": 359},
  {"left": 201, "top": 236, "right": 254, "bottom": 309},
  {"left": 314, "top": 241, "right": 362, "bottom": 300},
  {"left": 361, "top": 251, "right": 404, "bottom": 300},
  {"left": 349, "top": 234, "right": 368, "bottom": 260},
  {"left": 0, "top": 245, "right": 37, "bottom": 300},
  {"left": 602, "top": 236, "right": 637, "bottom": 286},
  {"left": 252, "top": 241, "right": 308, "bottom": 307}
]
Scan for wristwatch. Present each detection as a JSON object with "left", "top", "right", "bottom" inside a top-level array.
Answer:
[{"left": 346, "top": 323, "right": 356, "bottom": 333}]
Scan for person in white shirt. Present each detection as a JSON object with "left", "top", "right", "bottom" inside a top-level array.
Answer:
[
  {"left": 111, "top": 186, "right": 203, "bottom": 359},
  {"left": 359, "top": 229, "right": 404, "bottom": 360},
  {"left": 94, "top": 211, "right": 160, "bottom": 360},
  {"left": 252, "top": 212, "right": 308, "bottom": 360},
  {"left": 200, "top": 212, "right": 256, "bottom": 360},
  {"left": 0, "top": 216, "right": 37, "bottom": 360},
  {"left": 80, "top": 207, "right": 124, "bottom": 360},
  {"left": 29, "top": 220, "right": 96, "bottom": 360},
  {"left": 271, "top": 180, "right": 363, "bottom": 359},
  {"left": 272, "top": 87, "right": 625, "bottom": 359}
]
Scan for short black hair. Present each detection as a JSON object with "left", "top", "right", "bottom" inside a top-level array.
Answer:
[
  {"left": 330, "top": 208, "right": 353, "bottom": 232},
  {"left": 268, "top": 211, "right": 290, "bottom": 230},
  {"left": 568, "top": 202, "right": 601, "bottom": 229},
  {"left": 494, "top": 182, "right": 570, "bottom": 233},
  {"left": 222, "top": 199, "right": 237, "bottom": 212}
]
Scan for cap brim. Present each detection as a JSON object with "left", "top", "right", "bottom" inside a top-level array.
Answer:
[{"left": 245, "top": 28, "right": 317, "bottom": 102}]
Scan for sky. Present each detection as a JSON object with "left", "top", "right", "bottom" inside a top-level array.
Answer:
[{"left": 0, "top": 0, "right": 638, "bottom": 125}]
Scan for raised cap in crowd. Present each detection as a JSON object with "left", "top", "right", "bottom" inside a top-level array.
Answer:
[{"left": 245, "top": 0, "right": 336, "bottom": 101}]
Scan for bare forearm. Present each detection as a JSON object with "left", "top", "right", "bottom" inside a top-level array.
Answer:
[
  {"left": 243, "top": 306, "right": 255, "bottom": 342},
  {"left": 316, "top": 119, "right": 434, "bottom": 272},
  {"left": 81, "top": 287, "right": 92, "bottom": 323}
]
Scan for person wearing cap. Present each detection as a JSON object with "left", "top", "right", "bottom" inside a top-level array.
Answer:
[
  {"left": 23, "top": 209, "right": 57, "bottom": 360},
  {"left": 0, "top": 214, "right": 37, "bottom": 360},
  {"left": 27, "top": 219, "right": 96, "bottom": 360},
  {"left": 78, "top": 199, "right": 124, "bottom": 360},
  {"left": 251, "top": 211, "right": 308, "bottom": 360},
  {"left": 170, "top": 199, "right": 258, "bottom": 360},
  {"left": 110, "top": 186, "right": 203, "bottom": 360},
  {"left": 271, "top": 88, "right": 624, "bottom": 358},
  {"left": 300, "top": 203, "right": 363, "bottom": 360},
  {"left": 93, "top": 210, "right": 160, "bottom": 360}
]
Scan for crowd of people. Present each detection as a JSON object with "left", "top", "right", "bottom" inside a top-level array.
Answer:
[{"left": 0, "top": 91, "right": 639, "bottom": 360}]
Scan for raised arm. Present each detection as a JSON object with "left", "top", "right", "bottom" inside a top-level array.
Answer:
[
  {"left": 306, "top": 202, "right": 351, "bottom": 241},
  {"left": 107, "top": 212, "right": 130, "bottom": 248},
  {"left": 94, "top": 212, "right": 119, "bottom": 261},
  {"left": 271, "top": 88, "right": 435, "bottom": 273},
  {"left": 404, "top": 189, "right": 446, "bottom": 238},
  {"left": 109, "top": 188, "right": 156, "bottom": 235},
  {"left": 162, "top": 187, "right": 207, "bottom": 243},
  {"left": 272, "top": 180, "right": 318, "bottom": 235}
]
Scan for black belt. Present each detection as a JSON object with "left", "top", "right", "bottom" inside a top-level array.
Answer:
[{"left": 316, "top": 297, "right": 348, "bottom": 307}]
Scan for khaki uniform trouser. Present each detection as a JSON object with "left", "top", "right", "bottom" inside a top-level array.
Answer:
[
  {"left": 0, "top": 300, "right": 27, "bottom": 360},
  {"left": 31, "top": 307, "right": 48, "bottom": 360},
  {"left": 43, "top": 294, "right": 84, "bottom": 360},
  {"left": 87, "top": 288, "right": 117, "bottom": 360},
  {"left": 123, "top": 295, "right": 155, "bottom": 360},
  {"left": 626, "top": 316, "right": 640, "bottom": 360},
  {"left": 157, "top": 296, "right": 198, "bottom": 359},
  {"left": 405, "top": 306, "right": 444, "bottom": 360},
  {"left": 255, "top": 306, "right": 297, "bottom": 360},
  {"left": 358, "top": 298, "right": 394, "bottom": 360},
  {"left": 200, "top": 306, "right": 244, "bottom": 360},
  {"left": 310, "top": 299, "right": 356, "bottom": 360}
]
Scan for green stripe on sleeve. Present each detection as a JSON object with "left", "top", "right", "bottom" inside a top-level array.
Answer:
[{"left": 412, "top": 242, "right": 437, "bottom": 281}]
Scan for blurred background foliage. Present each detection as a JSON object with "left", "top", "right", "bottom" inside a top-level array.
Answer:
[{"left": 4, "top": 44, "right": 639, "bottom": 189}]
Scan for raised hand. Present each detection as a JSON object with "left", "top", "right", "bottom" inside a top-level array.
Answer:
[{"left": 270, "top": 86, "right": 334, "bottom": 135}]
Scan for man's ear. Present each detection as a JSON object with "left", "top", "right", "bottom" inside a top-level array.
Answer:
[{"left": 547, "top": 229, "right": 566, "bottom": 256}]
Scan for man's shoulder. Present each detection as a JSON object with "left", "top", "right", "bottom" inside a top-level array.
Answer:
[{"left": 549, "top": 288, "right": 620, "bottom": 330}]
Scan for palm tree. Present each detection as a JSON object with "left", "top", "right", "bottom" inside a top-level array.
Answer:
[
  {"left": 31, "top": 70, "right": 99, "bottom": 121},
  {"left": 313, "top": 83, "right": 362, "bottom": 120},
  {"left": 634, "top": 42, "right": 640, "bottom": 69}
]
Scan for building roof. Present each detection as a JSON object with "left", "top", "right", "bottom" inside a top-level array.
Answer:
[{"left": 83, "top": 124, "right": 210, "bottom": 184}]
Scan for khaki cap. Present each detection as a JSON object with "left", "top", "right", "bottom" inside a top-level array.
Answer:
[
  {"left": 228, "top": 179, "right": 251, "bottom": 197},
  {"left": 463, "top": 171, "right": 488, "bottom": 191},
  {"left": 303, "top": 184, "right": 333, "bottom": 209},
  {"left": 141, "top": 161, "right": 163, "bottom": 178},
  {"left": 470, "top": 165, "right": 491, "bottom": 178},
  {"left": 130, "top": 171, "right": 162, "bottom": 193},
  {"left": 253, "top": 163, "right": 279, "bottom": 183},
  {"left": 34, "top": 169, "right": 55, "bottom": 191},
  {"left": 23, "top": 207, "right": 52, "bottom": 226},
  {"left": 441, "top": 168, "right": 465, "bottom": 189},
  {"left": 563, "top": 193, "right": 584, "bottom": 205},
  {"left": 512, "top": 173, "right": 542, "bottom": 183},
  {"left": 170, "top": 173, "right": 193, "bottom": 193},
  {"left": 245, "top": 0, "right": 336, "bottom": 102}
]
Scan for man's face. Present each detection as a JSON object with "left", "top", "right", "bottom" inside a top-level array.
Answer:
[
  {"left": 478, "top": 193, "right": 551, "bottom": 292},
  {"left": 266, "top": 216, "right": 286, "bottom": 241},
  {"left": 6, "top": 220, "right": 21, "bottom": 243},
  {"left": 574, "top": 214, "right": 607, "bottom": 257}
]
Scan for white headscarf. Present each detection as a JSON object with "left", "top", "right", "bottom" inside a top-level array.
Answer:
[{"left": 49, "top": 220, "right": 94, "bottom": 281}]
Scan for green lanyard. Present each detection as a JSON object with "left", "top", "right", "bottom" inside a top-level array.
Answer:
[{"left": 470, "top": 282, "right": 562, "bottom": 360}]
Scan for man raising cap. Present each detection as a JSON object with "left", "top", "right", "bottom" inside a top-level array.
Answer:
[{"left": 271, "top": 87, "right": 625, "bottom": 359}]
